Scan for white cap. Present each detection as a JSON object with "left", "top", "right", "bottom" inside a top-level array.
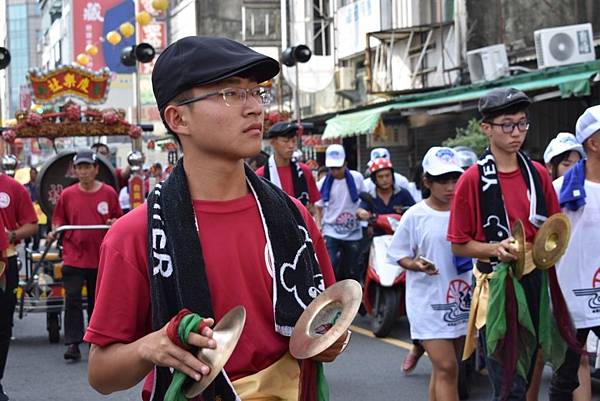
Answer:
[
  {"left": 422, "top": 147, "right": 464, "bottom": 176},
  {"left": 325, "top": 144, "right": 345, "bottom": 167},
  {"left": 370, "top": 147, "right": 390, "bottom": 161},
  {"left": 576, "top": 105, "right": 600, "bottom": 144},
  {"left": 543, "top": 132, "right": 585, "bottom": 163}
]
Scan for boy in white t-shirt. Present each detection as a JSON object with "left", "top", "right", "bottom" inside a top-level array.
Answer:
[
  {"left": 549, "top": 106, "right": 600, "bottom": 401},
  {"left": 388, "top": 147, "right": 470, "bottom": 401},
  {"left": 316, "top": 144, "right": 366, "bottom": 281}
]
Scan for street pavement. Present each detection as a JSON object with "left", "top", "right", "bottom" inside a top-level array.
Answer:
[{"left": 7, "top": 312, "right": 597, "bottom": 401}]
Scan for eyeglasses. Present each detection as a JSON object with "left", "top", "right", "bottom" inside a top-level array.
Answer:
[
  {"left": 487, "top": 119, "right": 530, "bottom": 134},
  {"left": 176, "top": 87, "right": 272, "bottom": 107}
]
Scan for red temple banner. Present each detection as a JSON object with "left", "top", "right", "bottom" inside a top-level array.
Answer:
[{"left": 28, "top": 65, "right": 111, "bottom": 104}]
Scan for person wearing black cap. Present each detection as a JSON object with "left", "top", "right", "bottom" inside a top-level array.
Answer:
[
  {"left": 85, "top": 36, "right": 343, "bottom": 401},
  {"left": 447, "top": 87, "right": 577, "bottom": 400},
  {"left": 48, "top": 149, "right": 122, "bottom": 362},
  {"left": 256, "top": 121, "right": 320, "bottom": 209}
]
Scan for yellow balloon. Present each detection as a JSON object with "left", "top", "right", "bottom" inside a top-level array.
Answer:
[
  {"left": 119, "top": 22, "right": 135, "bottom": 38},
  {"left": 85, "top": 44, "right": 98, "bottom": 56},
  {"left": 152, "top": 0, "right": 169, "bottom": 11},
  {"left": 76, "top": 53, "right": 90, "bottom": 66},
  {"left": 106, "top": 31, "right": 122, "bottom": 45},
  {"left": 135, "top": 11, "right": 152, "bottom": 26}
]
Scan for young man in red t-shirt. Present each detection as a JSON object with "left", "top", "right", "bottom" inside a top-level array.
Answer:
[
  {"left": 256, "top": 121, "right": 320, "bottom": 210},
  {"left": 49, "top": 150, "right": 122, "bottom": 361},
  {"left": 84, "top": 37, "right": 345, "bottom": 401},
  {"left": 0, "top": 172, "right": 38, "bottom": 401},
  {"left": 447, "top": 88, "right": 565, "bottom": 400}
]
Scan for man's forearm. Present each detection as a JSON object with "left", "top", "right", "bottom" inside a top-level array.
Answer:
[
  {"left": 315, "top": 206, "right": 323, "bottom": 227},
  {"left": 13, "top": 223, "right": 38, "bottom": 242},
  {"left": 451, "top": 240, "right": 498, "bottom": 260},
  {"left": 88, "top": 342, "right": 153, "bottom": 395}
]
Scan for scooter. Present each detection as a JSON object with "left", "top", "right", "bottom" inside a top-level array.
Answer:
[{"left": 359, "top": 193, "right": 407, "bottom": 338}]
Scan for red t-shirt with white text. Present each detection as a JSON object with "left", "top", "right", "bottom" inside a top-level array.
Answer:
[
  {"left": 84, "top": 194, "right": 334, "bottom": 384},
  {"left": 0, "top": 174, "right": 38, "bottom": 240},
  {"left": 52, "top": 183, "right": 122, "bottom": 268},
  {"left": 256, "top": 163, "right": 321, "bottom": 204},
  {"left": 447, "top": 161, "right": 560, "bottom": 244}
]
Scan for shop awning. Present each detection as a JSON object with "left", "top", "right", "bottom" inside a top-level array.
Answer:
[{"left": 322, "top": 59, "right": 600, "bottom": 139}]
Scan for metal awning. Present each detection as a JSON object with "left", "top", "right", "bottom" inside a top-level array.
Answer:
[{"left": 322, "top": 59, "right": 600, "bottom": 140}]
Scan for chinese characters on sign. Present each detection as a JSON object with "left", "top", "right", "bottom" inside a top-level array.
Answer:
[
  {"left": 128, "top": 175, "right": 145, "bottom": 209},
  {"left": 28, "top": 66, "right": 111, "bottom": 104}
]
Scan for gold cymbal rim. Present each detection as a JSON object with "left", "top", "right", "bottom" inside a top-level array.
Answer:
[
  {"left": 532, "top": 213, "right": 571, "bottom": 269},
  {"left": 183, "top": 306, "right": 247, "bottom": 398},
  {"left": 289, "top": 279, "right": 362, "bottom": 360},
  {"left": 511, "top": 220, "right": 526, "bottom": 280}
]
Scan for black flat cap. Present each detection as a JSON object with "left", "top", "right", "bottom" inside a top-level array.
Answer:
[
  {"left": 152, "top": 36, "right": 280, "bottom": 111},
  {"left": 478, "top": 87, "right": 531, "bottom": 119},
  {"left": 264, "top": 122, "right": 299, "bottom": 139}
]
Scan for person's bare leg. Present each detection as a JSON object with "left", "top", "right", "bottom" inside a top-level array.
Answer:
[
  {"left": 573, "top": 352, "right": 591, "bottom": 401},
  {"left": 526, "top": 349, "right": 544, "bottom": 401},
  {"left": 429, "top": 368, "right": 436, "bottom": 401},
  {"left": 422, "top": 339, "right": 459, "bottom": 401},
  {"left": 402, "top": 341, "right": 425, "bottom": 374}
]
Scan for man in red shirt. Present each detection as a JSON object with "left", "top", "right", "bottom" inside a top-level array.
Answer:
[
  {"left": 85, "top": 37, "right": 345, "bottom": 401},
  {"left": 0, "top": 172, "right": 38, "bottom": 401},
  {"left": 49, "top": 150, "right": 122, "bottom": 361},
  {"left": 447, "top": 88, "right": 571, "bottom": 400},
  {"left": 256, "top": 121, "right": 320, "bottom": 210}
]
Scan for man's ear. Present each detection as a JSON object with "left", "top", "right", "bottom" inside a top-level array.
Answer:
[
  {"left": 163, "top": 105, "right": 190, "bottom": 137},
  {"left": 480, "top": 122, "right": 493, "bottom": 139}
]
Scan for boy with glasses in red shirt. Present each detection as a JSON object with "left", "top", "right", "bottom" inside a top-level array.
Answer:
[{"left": 447, "top": 88, "right": 577, "bottom": 400}]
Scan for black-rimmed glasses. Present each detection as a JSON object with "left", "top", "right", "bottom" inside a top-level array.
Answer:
[
  {"left": 487, "top": 120, "right": 530, "bottom": 134},
  {"left": 176, "top": 87, "right": 272, "bottom": 107}
]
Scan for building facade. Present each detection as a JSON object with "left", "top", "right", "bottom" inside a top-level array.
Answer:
[{"left": 3, "top": 0, "right": 41, "bottom": 118}]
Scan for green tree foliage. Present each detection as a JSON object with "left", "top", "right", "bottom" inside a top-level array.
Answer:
[{"left": 442, "top": 118, "right": 488, "bottom": 154}]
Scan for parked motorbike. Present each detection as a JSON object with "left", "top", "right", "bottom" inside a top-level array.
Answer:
[{"left": 359, "top": 192, "right": 407, "bottom": 338}]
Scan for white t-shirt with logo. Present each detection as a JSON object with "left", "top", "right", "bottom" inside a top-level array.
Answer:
[
  {"left": 553, "top": 176, "right": 600, "bottom": 329},
  {"left": 316, "top": 170, "right": 366, "bottom": 241},
  {"left": 387, "top": 201, "right": 471, "bottom": 340}
]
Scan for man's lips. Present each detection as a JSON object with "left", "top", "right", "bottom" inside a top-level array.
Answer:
[{"left": 243, "top": 123, "right": 262, "bottom": 134}]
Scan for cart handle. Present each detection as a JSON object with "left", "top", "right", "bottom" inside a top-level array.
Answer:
[{"left": 18, "top": 224, "right": 111, "bottom": 319}]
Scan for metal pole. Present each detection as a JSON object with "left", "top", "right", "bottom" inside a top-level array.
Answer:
[
  {"left": 294, "top": 65, "right": 300, "bottom": 124},
  {"left": 133, "top": 70, "right": 142, "bottom": 151}
]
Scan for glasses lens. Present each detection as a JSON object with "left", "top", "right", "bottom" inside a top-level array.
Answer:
[
  {"left": 501, "top": 123, "right": 515, "bottom": 134},
  {"left": 517, "top": 120, "right": 529, "bottom": 132},
  {"left": 221, "top": 89, "right": 240, "bottom": 107},
  {"left": 252, "top": 87, "right": 272, "bottom": 105}
]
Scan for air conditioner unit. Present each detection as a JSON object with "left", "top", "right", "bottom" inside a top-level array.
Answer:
[
  {"left": 335, "top": 66, "right": 356, "bottom": 91},
  {"left": 535, "top": 23, "right": 595, "bottom": 69},
  {"left": 467, "top": 44, "right": 509, "bottom": 83}
]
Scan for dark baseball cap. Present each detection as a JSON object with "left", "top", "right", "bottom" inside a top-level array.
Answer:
[
  {"left": 478, "top": 87, "right": 531, "bottom": 120},
  {"left": 73, "top": 149, "right": 97, "bottom": 165},
  {"left": 152, "top": 36, "right": 280, "bottom": 111}
]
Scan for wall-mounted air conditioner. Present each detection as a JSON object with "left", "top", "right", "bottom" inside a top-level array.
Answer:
[
  {"left": 535, "top": 23, "right": 595, "bottom": 69},
  {"left": 467, "top": 44, "right": 509, "bottom": 83},
  {"left": 335, "top": 66, "right": 356, "bottom": 91}
]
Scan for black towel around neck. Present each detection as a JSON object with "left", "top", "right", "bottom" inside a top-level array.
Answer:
[{"left": 147, "top": 159, "right": 324, "bottom": 400}]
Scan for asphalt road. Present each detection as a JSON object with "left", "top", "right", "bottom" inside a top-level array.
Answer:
[{"left": 6, "top": 312, "right": 595, "bottom": 401}]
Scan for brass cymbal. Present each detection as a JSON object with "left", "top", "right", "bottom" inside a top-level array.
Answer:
[
  {"left": 532, "top": 213, "right": 571, "bottom": 269},
  {"left": 0, "top": 261, "right": 5, "bottom": 278},
  {"left": 183, "top": 306, "right": 246, "bottom": 398},
  {"left": 289, "top": 279, "right": 362, "bottom": 360},
  {"left": 511, "top": 220, "right": 526, "bottom": 280}
]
